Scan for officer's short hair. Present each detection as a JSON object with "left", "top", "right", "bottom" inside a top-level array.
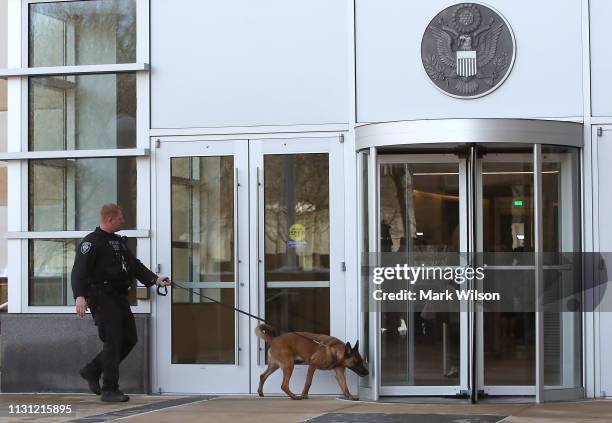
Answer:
[{"left": 100, "top": 203, "right": 123, "bottom": 221}]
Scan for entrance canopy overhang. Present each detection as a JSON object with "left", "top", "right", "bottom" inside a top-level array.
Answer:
[{"left": 356, "top": 119, "right": 583, "bottom": 150}]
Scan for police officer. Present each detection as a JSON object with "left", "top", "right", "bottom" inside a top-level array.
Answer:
[{"left": 72, "top": 204, "right": 171, "bottom": 402}]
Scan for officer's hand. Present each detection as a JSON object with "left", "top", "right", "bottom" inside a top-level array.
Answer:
[
  {"left": 156, "top": 277, "right": 172, "bottom": 287},
  {"left": 75, "top": 296, "right": 88, "bottom": 318}
]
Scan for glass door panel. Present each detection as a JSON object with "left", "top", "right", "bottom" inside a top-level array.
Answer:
[
  {"left": 263, "top": 154, "right": 330, "bottom": 335},
  {"left": 378, "top": 156, "right": 467, "bottom": 395},
  {"left": 156, "top": 139, "right": 250, "bottom": 394},
  {"left": 479, "top": 154, "right": 536, "bottom": 393},
  {"left": 541, "top": 146, "right": 582, "bottom": 400},
  {"left": 250, "top": 137, "right": 345, "bottom": 395},
  {"left": 171, "top": 156, "right": 236, "bottom": 364}
]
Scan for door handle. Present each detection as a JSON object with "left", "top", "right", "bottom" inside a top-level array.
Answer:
[
  {"left": 256, "top": 166, "right": 263, "bottom": 366},
  {"left": 234, "top": 167, "right": 240, "bottom": 366}
]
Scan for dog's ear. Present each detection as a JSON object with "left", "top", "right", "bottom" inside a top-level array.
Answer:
[
  {"left": 345, "top": 342, "right": 352, "bottom": 356},
  {"left": 353, "top": 340, "right": 359, "bottom": 352}
]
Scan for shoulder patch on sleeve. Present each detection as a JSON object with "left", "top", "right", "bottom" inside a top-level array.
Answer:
[{"left": 80, "top": 242, "right": 92, "bottom": 254}]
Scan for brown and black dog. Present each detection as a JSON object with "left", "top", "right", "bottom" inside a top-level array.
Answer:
[{"left": 255, "top": 324, "right": 369, "bottom": 400}]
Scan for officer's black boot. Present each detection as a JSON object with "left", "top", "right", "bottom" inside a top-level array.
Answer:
[
  {"left": 79, "top": 363, "right": 101, "bottom": 395},
  {"left": 101, "top": 389, "right": 130, "bottom": 402}
]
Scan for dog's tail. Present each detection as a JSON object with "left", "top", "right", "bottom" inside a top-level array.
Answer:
[{"left": 255, "top": 324, "right": 276, "bottom": 343}]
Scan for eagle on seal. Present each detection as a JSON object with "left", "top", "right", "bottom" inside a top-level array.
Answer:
[{"left": 425, "top": 16, "right": 505, "bottom": 95}]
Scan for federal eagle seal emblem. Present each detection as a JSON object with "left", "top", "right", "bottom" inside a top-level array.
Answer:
[{"left": 421, "top": 3, "right": 515, "bottom": 98}]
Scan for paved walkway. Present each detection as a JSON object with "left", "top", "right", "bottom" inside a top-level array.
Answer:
[{"left": 0, "top": 394, "right": 611, "bottom": 422}]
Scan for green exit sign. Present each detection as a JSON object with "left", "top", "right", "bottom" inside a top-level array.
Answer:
[{"left": 514, "top": 200, "right": 523, "bottom": 206}]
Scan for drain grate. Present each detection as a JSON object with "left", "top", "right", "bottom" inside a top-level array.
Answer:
[{"left": 66, "top": 395, "right": 214, "bottom": 423}]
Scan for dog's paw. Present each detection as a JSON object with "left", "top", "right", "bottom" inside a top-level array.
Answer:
[
  {"left": 345, "top": 395, "right": 359, "bottom": 401},
  {"left": 258, "top": 391, "right": 264, "bottom": 397},
  {"left": 290, "top": 395, "right": 303, "bottom": 400}
]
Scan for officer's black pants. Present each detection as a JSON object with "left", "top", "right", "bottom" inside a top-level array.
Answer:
[{"left": 87, "top": 291, "right": 137, "bottom": 391}]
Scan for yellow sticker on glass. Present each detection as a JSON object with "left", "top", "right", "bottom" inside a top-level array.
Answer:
[{"left": 288, "top": 223, "right": 306, "bottom": 242}]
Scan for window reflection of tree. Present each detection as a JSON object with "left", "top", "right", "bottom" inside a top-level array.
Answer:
[
  {"left": 28, "top": 158, "right": 136, "bottom": 306},
  {"left": 29, "top": 158, "right": 136, "bottom": 231},
  {"left": 381, "top": 163, "right": 459, "bottom": 254},
  {"left": 264, "top": 154, "right": 329, "bottom": 277},
  {"left": 263, "top": 154, "right": 330, "bottom": 335},
  {"left": 171, "top": 157, "right": 234, "bottom": 303}
]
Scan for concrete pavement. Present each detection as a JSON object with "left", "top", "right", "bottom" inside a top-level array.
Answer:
[{"left": 0, "top": 394, "right": 611, "bottom": 422}]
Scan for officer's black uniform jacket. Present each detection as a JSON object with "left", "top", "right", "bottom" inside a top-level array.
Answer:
[{"left": 71, "top": 227, "right": 157, "bottom": 299}]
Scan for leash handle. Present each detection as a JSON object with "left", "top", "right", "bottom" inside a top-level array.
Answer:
[
  {"left": 156, "top": 284, "right": 168, "bottom": 296},
  {"left": 156, "top": 278, "right": 171, "bottom": 296}
]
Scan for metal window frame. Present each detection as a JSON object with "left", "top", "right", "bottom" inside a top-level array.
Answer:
[
  {"left": 6, "top": 229, "right": 150, "bottom": 239},
  {"left": 7, "top": 0, "right": 152, "bottom": 314},
  {"left": 0, "top": 63, "right": 150, "bottom": 78},
  {"left": 0, "top": 148, "right": 149, "bottom": 160}
]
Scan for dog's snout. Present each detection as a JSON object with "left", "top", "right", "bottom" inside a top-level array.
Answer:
[{"left": 350, "top": 364, "right": 369, "bottom": 377}]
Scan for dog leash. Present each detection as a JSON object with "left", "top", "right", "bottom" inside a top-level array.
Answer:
[
  {"left": 156, "top": 280, "right": 329, "bottom": 348},
  {"left": 157, "top": 279, "right": 267, "bottom": 323}
]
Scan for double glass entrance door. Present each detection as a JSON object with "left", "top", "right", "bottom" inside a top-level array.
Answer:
[
  {"left": 154, "top": 137, "right": 344, "bottom": 394},
  {"left": 365, "top": 147, "right": 581, "bottom": 398}
]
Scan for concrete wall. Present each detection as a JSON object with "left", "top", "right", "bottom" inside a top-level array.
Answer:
[{"left": 0, "top": 314, "right": 151, "bottom": 393}]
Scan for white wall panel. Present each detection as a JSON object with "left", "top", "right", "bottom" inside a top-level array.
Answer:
[
  {"left": 590, "top": 0, "right": 612, "bottom": 117},
  {"left": 356, "top": 0, "right": 583, "bottom": 122},
  {"left": 151, "top": 0, "right": 348, "bottom": 129},
  {"left": 597, "top": 127, "right": 612, "bottom": 397}
]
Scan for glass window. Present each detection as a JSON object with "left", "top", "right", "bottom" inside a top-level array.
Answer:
[
  {"left": 541, "top": 146, "right": 582, "bottom": 390},
  {"left": 29, "top": 73, "right": 136, "bottom": 150},
  {"left": 29, "top": 0, "right": 136, "bottom": 67},
  {"left": 24, "top": 1, "right": 142, "bottom": 310},
  {"left": 29, "top": 237, "right": 136, "bottom": 306},
  {"left": 541, "top": 146, "right": 581, "bottom": 253},
  {"left": 380, "top": 162, "right": 460, "bottom": 254},
  {"left": 264, "top": 153, "right": 330, "bottom": 335},
  {"left": 29, "top": 157, "right": 136, "bottom": 231},
  {"left": 481, "top": 154, "right": 535, "bottom": 387},
  {"left": 379, "top": 161, "right": 461, "bottom": 387},
  {"left": 170, "top": 156, "right": 236, "bottom": 364},
  {"left": 482, "top": 159, "right": 534, "bottom": 253}
]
